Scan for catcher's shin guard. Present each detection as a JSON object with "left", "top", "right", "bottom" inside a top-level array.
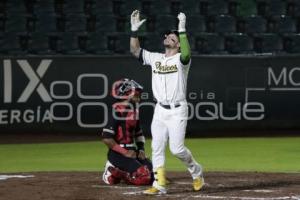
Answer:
[
  {"left": 106, "top": 174, "right": 121, "bottom": 184},
  {"left": 102, "top": 161, "right": 121, "bottom": 185},
  {"left": 129, "top": 165, "right": 152, "bottom": 185},
  {"left": 108, "top": 165, "right": 151, "bottom": 185}
]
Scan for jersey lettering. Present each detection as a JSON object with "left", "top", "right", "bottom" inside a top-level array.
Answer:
[{"left": 153, "top": 62, "right": 178, "bottom": 74}]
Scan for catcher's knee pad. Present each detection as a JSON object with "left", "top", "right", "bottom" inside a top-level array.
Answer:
[
  {"left": 130, "top": 165, "right": 152, "bottom": 185},
  {"left": 102, "top": 161, "right": 121, "bottom": 185}
]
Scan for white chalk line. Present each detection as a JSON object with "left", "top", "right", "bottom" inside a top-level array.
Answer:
[
  {"left": 243, "top": 189, "right": 274, "bottom": 193},
  {"left": 92, "top": 185, "right": 138, "bottom": 189},
  {"left": 176, "top": 181, "right": 191, "bottom": 185},
  {"left": 0, "top": 175, "right": 34, "bottom": 181}
]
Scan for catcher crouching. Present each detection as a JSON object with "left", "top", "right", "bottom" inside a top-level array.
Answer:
[{"left": 101, "top": 78, "right": 154, "bottom": 185}]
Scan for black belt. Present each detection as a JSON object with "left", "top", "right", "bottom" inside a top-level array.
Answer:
[{"left": 159, "top": 103, "right": 181, "bottom": 109}]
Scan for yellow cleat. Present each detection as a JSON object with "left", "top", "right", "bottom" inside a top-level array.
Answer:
[
  {"left": 144, "top": 167, "right": 167, "bottom": 195},
  {"left": 193, "top": 177, "right": 204, "bottom": 191},
  {"left": 143, "top": 186, "right": 166, "bottom": 195}
]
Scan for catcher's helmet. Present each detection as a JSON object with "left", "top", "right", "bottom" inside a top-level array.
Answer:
[{"left": 111, "top": 78, "right": 143, "bottom": 99}]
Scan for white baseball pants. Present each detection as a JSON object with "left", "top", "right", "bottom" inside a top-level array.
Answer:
[{"left": 151, "top": 102, "right": 202, "bottom": 179}]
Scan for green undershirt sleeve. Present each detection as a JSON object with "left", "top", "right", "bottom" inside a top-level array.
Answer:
[{"left": 179, "top": 32, "right": 191, "bottom": 65}]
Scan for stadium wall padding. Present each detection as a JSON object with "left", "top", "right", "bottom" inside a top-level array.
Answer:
[{"left": 1, "top": 55, "right": 300, "bottom": 135}]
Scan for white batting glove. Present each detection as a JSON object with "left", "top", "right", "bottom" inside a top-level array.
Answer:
[
  {"left": 130, "top": 10, "right": 146, "bottom": 31},
  {"left": 177, "top": 12, "right": 186, "bottom": 33}
]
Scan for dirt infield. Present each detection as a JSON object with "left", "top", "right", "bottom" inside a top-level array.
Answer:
[
  {"left": 1, "top": 133, "right": 300, "bottom": 199},
  {"left": 1, "top": 171, "right": 300, "bottom": 200}
]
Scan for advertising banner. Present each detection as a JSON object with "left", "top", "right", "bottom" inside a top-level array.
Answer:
[{"left": 1, "top": 56, "right": 300, "bottom": 135}]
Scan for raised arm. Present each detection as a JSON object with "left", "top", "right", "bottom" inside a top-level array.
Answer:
[
  {"left": 177, "top": 13, "right": 191, "bottom": 65},
  {"left": 130, "top": 36, "right": 141, "bottom": 58},
  {"left": 130, "top": 10, "right": 146, "bottom": 58}
]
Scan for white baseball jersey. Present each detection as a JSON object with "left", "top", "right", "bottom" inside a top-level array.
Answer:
[{"left": 140, "top": 49, "right": 191, "bottom": 104}]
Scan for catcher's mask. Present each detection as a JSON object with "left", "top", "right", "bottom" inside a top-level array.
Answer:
[{"left": 111, "top": 78, "right": 143, "bottom": 100}]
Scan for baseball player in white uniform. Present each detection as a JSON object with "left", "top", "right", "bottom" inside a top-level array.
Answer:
[{"left": 129, "top": 10, "right": 204, "bottom": 194}]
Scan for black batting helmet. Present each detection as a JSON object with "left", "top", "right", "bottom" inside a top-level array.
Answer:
[{"left": 111, "top": 78, "right": 143, "bottom": 99}]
